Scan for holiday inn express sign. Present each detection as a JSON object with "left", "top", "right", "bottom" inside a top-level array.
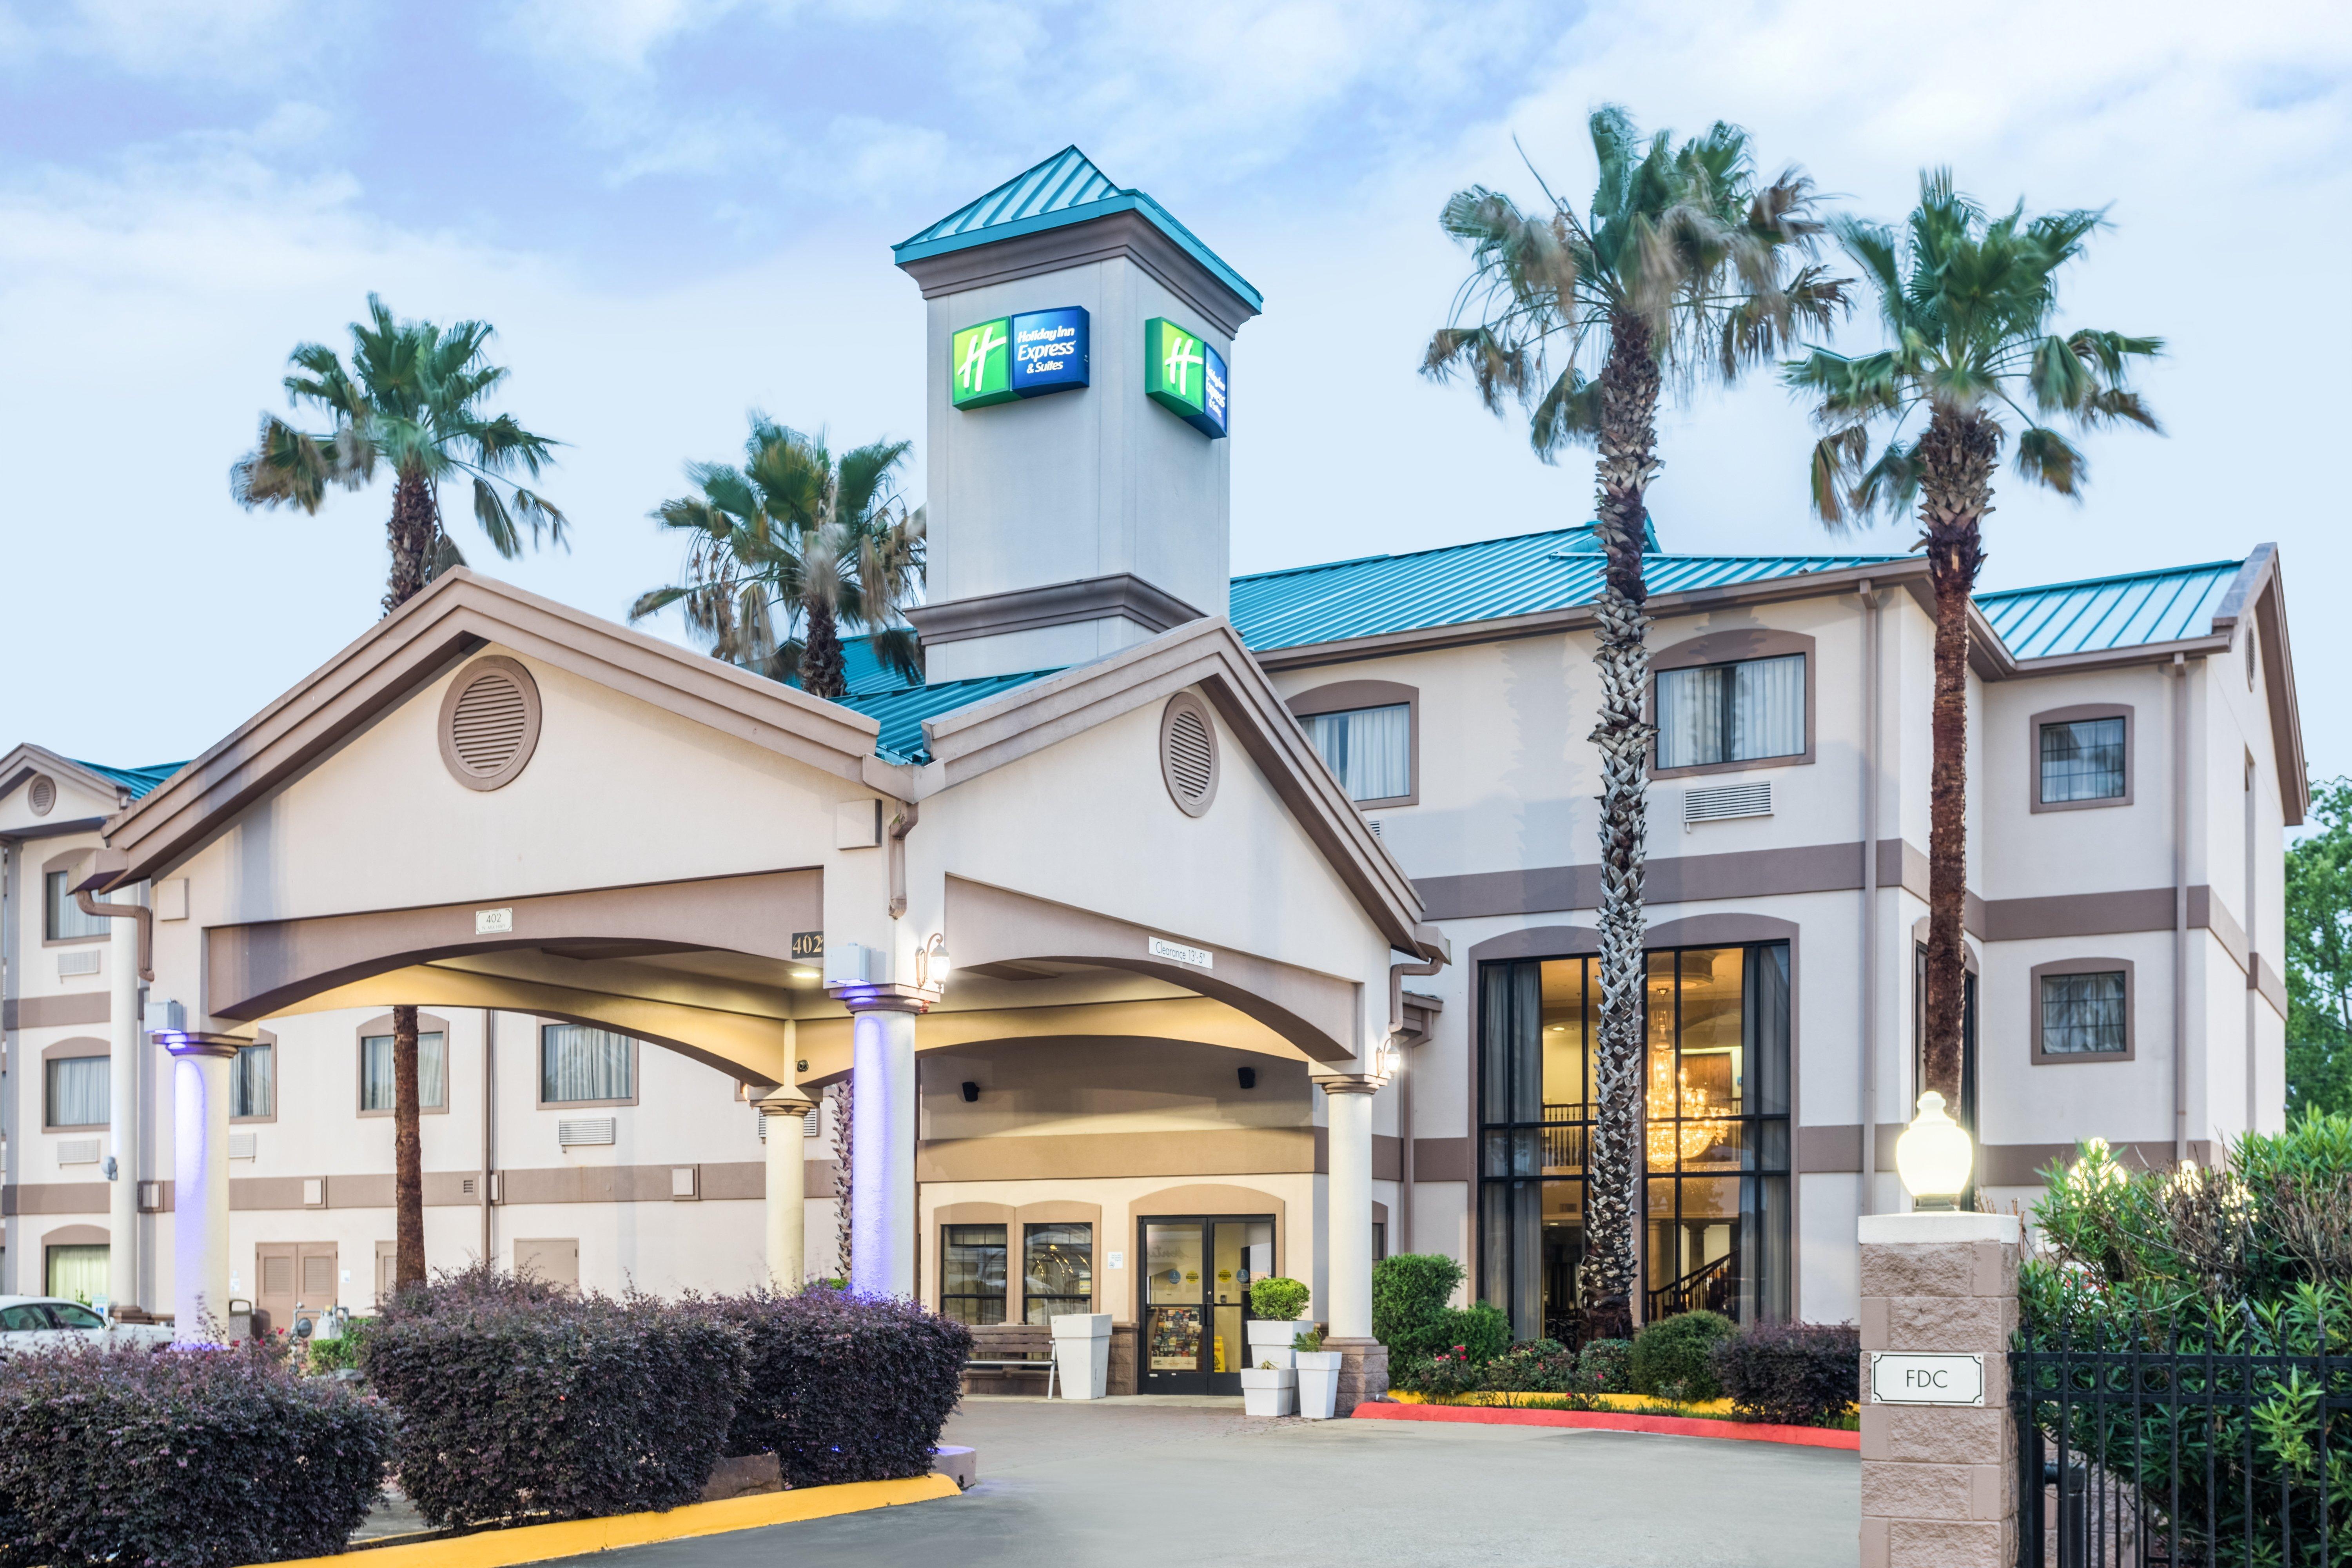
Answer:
[
  {"left": 951, "top": 307, "right": 1091, "bottom": 409},
  {"left": 1145, "top": 317, "right": 1228, "bottom": 439}
]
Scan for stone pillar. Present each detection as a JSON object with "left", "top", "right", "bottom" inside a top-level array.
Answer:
[
  {"left": 107, "top": 906, "right": 142, "bottom": 1312},
  {"left": 166, "top": 1034, "right": 241, "bottom": 1344},
  {"left": 1859, "top": 1211, "right": 2021, "bottom": 1568},
  {"left": 844, "top": 996, "right": 924, "bottom": 1299},
  {"left": 757, "top": 1089, "right": 817, "bottom": 1292},
  {"left": 1319, "top": 1074, "right": 1387, "bottom": 1413}
]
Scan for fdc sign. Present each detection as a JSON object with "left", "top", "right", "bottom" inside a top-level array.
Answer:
[
  {"left": 951, "top": 307, "right": 1091, "bottom": 410},
  {"left": 1144, "top": 317, "right": 1229, "bottom": 439}
]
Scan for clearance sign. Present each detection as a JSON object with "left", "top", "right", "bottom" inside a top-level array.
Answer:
[
  {"left": 951, "top": 307, "right": 1091, "bottom": 410},
  {"left": 1144, "top": 318, "right": 1228, "bottom": 439}
]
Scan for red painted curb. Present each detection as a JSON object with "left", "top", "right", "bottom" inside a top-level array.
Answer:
[{"left": 1351, "top": 1401, "right": 1860, "bottom": 1450}]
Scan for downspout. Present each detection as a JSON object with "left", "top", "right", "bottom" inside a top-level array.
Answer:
[
  {"left": 76, "top": 875, "right": 151, "bottom": 1314},
  {"left": 2172, "top": 653, "right": 2189, "bottom": 1166},
  {"left": 1387, "top": 932, "right": 1449, "bottom": 1259},
  {"left": 887, "top": 801, "right": 919, "bottom": 920},
  {"left": 1, "top": 841, "right": 16, "bottom": 1295},
  {"left": 481, "top": 1009, "right": 495, "bottom": 1266},
  {"left": 1858, "top": 581, "right": 1880, "bottom": 1215}
]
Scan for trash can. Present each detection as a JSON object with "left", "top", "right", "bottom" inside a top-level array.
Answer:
[{"left": 1051, "top": 1312, "right": 1113, "bottom": 1399}]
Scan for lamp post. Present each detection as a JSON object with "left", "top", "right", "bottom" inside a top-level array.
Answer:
[{"left": 1893, "top": 1090, "right": 1973, "bottom": 1211}]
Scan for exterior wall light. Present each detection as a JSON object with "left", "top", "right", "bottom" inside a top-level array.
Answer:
[
  {"left": 914, "top": 933, "right": 951, "bottom": 992},
  {"left": 1895, "top": 1090, "right": 1973, "bottom": 1210}
]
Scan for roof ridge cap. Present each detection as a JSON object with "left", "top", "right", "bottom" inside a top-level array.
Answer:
[{"left": 1979, "top": 559, "right": 2246, "bottom": 600}]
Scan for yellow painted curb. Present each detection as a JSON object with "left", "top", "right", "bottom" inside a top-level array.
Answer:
[
  {"left": 1387, "top": 1389, "right": 1737, "bottom": 1416},
  {"left": 255, "top": 1474, "right": 962, "bottom": 1568}
]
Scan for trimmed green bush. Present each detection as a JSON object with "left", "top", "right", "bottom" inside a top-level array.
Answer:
[
  {"left": 1710, "top": 1321, "right": 1859, "bottom": 1426},
  {"left": 1426, "top": 1301, "right": 1512, "bottom": 1364},
  {"left": 1372, "top": 1252, "right": 1466, "bottom": 1360},
  {"left": 1249, "top": 1275, "right": 1311, "bottom": 1322},
  {"left": 1629, "top": 1310, "right": 1737, "bottom": 1400},
  {"left": 0, "top": 1340, "right": 391, "bottom": 1568},
  {"left": 1577, "top": 1337, "right": 1634, "bottom": 1392}
]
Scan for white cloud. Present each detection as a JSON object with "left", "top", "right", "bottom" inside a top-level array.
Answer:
[{"left": 3, "top": 0, "right": 347, "bottom": 78}]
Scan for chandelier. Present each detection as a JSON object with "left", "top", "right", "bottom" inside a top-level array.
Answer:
[{"left": 1646, "top": 1049, "right": 1724, "bottom": 1167}]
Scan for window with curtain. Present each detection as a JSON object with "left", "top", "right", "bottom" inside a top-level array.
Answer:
[
  {"left": 2042, "top": 971, "right": 2127, "bottom": 1055},
  {"left": 1304, "top": 704, "right": 1411, "bottom": 802},
  {"left": 359, "top": 1031, "right": 447, "bottom": 1112},
  {"left": 44, "top": 872, "right": 110, "bottom": 940},
  {"left": 232, "top": 1043, "right": 274, "bottom": 1119},
  {"left": 540, "top": 1024, "right": 635, "bottom": 1103},
  {"left": 46, "top": 1245, "right": 110, "bottom": 1306},
  {"left": 941, "top": 1225, "right": 1008, "bottom": 1325},
  {"left": 1655, "top": 655, "right": 1805, "bottom": 769},
  {"left": 1021, "top": 1223, "right": 1093, "bottom": 1324},
  {"left": 45, "top": 1056, "right": 107, "bottom": 1127},
  {"left": 2040, "top": 717, "right": 2126, "bottom": 802}
]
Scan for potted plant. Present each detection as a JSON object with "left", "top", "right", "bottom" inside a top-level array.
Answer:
[
  {"left": 1239, "top": 1356, "right": 1296, "bottom": 1416},
  {"left": 1246, "top": 1276, "right": 1310, "bottom": 1369},
  {"left": 1292, "top": 1324, "right": 1344, "bottom": 1419}
]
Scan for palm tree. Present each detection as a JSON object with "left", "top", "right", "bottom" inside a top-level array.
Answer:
[
  {"left": 1424, "top": 107, "right": 1845, "bottom": 1336},
  {"left": 1786, "top": 170, "right": 2160, "bottom": 1127},
  {"left": 232, "top": 294, "right": 566, "bottom": 1290},
  {"left": 634, "top": 416, "right": 925, "bottom": 696}
]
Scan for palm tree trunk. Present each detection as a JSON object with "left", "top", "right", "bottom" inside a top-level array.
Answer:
[
  {"left": 800, "top": 595, "right": 846, "bottom": 699},
  {"left": 1914, "top": 409, "right": 1994, "bottom": 1107},
  {"left": 1584, "top": 317, "right": 1661, "bottom": 1338},
  {"left": 386, "top": 468, "right": 439, "bottom": 613},
  {"left": 392, "top": 1003, "right": 426, "bottom": 1289}
]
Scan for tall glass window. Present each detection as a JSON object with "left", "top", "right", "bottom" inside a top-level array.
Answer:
[
  {"left": 941, "top": 1224, "right": 1008, "bottom": 1325},
  {"left": 1479, "top": 942, "right": 1790, "bottom": 1342},
  {"left": 360, "top": 1031, "right": 447, "bottom": 1112},
  {"left": 44, "top": 872, "right": 111, "bottom": 940},
  {"left": 45, "top": 1056, "right": 108, "bottom": 1128},
  {"left": 2040, "top": 717, "right": 2125, "bottom": 802},
  {"left": 1656, "top": 656, "right": 1804, "bottom": 769},
  {"left": 1305, "top": 704, "right": 1411, "bottom": 802},
  {"left": 1021, "top": 1223, "right": 1093, "bottom": 1324},
  {"left": 231, "top": 1043, "right": 274, "bottom": 1119},
  {"left": 541, "top": 1024, "right": 634, "bottom": 1103}
]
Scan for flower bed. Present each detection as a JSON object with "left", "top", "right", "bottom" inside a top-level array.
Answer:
[{"left": 1356, "top": 1399, "right": 1860, "bottom": 1450}]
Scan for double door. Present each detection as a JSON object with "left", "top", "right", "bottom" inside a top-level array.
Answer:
[{"left": 1139, "top": 1215, "right": 1274, "bottom": 1395}]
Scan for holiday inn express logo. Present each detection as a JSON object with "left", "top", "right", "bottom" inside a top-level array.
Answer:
[
  {"left": 951, "top": 307, "right": 1090, "bottom": 410},
  {"left": 1145, "top": 318, "right": 1228, "bottom": 439}
]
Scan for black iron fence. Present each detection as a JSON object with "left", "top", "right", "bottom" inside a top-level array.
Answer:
[{"left": 2011, "top": 1300, "right": 2352, "bottom": 1567}]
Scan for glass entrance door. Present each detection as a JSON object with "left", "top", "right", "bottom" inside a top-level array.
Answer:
[{"left": 1138, "top": 1215, "right": 1275, "bottom": 1394}]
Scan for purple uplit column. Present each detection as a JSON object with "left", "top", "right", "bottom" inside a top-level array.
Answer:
[
  {"left": 165, "top": 1034, "right": 239, "bottom": 1344},
  {"left": 848, "top": 999, "right": 921, "bottom": 1298}
]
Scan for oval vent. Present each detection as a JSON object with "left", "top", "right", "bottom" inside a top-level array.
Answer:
[
  {"left": 436, "top": 656, "right": 542, "bottom": 792},
  {"left": 27, "top": 774, "right": 55, "bottom": 816},
  {"left": 1159, "top": 693, "right": 1219, "bottom": 817}
]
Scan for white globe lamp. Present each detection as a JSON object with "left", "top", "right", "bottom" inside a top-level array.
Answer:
[{"left": 1895, "top": 1090, "right": 1973, "bottom": 1211}]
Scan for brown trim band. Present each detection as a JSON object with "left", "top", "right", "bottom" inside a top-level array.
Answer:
[
  {"left": 3, "top": 994, "right": 109, "bottom": 1030},
  {"left": 905, "top": 574, "right": 1205, "bottom": 647},
  {"left": 916, "top": 1127, "right": 1318, "bottom": 1183},
  {"left": 1797, "top": 1130, "right": 2217, "bottom": 1181}
]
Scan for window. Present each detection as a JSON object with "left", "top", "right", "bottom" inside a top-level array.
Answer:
[
  {"left": 360, "top": 1031, "right": 447, "bottom": 1112},
  {"left": 941, "top": 1225, "right": 1008, "bottom": 1325},
  {"left": 1021, "top": 1223, "right": 1093, "bottom": 1324},
  {"left": 231, "top": 1043, "right": 274, "bottom": 1120},
  {"left": 1478, "top": 942, "right": 1790, "bottom": 1344},
  {"left": 1305, "top": 704, "right": 1411, "bottom": 803},
  {"left": 2041, "top": 971, "right": 2127, "bottom": 1056},
  {"left": 45, "top": 1056, "right": 107, "bottom": 1129},
  {"left": 1655, "top": 655, "right": 1805, "bottom": 770},
  {"left": 44, "top": 872, "right": 109, "bottom": 941},
  {"left": 45, "top": 1244, "right": 108, "bottom": 1306},
  {"left": 540, "top": 1024, "right": 634, "bottom": 1104},
  {"left": 2040, "top": 717, "right": 2126, "bottom": 803}
]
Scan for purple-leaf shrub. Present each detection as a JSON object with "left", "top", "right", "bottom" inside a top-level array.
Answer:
[{"left": 1710, "top": 1320, "right": 1861, "bottom": 1426}]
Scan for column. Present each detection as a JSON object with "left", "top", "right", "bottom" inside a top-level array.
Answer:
[
  {"left": 1319, "top": 1074, "right": 1386, "bottom": 1413},
  {"left": 757, "top": 1089, "right": 817, "bottom": 1292},
  {"left": 107, "top": 906, "right": 141, "bottom": 1312},
  {"left": 166, "top": 1034, "right": 240, "bottom": 1345},
  {"left": 847, "top": 999, "right": 922, "bottom": 1299},
  {"left": 1858, "top": 1211, "right": 2020, "bottom": 1568}
]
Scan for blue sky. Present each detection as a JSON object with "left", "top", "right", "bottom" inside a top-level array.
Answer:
[{"left": 5, "top": 0, "right": 2349, "bottom": 779}]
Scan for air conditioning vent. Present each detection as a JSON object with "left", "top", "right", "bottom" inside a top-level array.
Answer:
[
  {"left": 437, "top": 656, "right": 542, "bottom": 791},
  {"left": 1685, "top": 781, "right": 1773, "bottom": 827},
  {"left": 559, "top": 1117, "right": 616, "bottom": 1148},
  {"left": 58, "top": 950, "right": 101, "bottom": 978},
  {"left": 57, "top": 1139, "right": 101, "bottom": 1165},
  {"left": 27, "top": 774, "right": 55, "bottom": 815},
  {"left": 1158, "top": 693, "right": 1220, "bottom": 817},
  {"left": 229, "top": 1133, "right": 258, "bottom": 1161}
]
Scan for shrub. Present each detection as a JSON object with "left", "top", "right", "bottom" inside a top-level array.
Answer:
[
  {"left": 1710, "top": 1321, "right": 1860, "bottom": 1426},
  {"left": 1424, "top": 1302, "right": 1512, "bottom": 1365},
  {"left": 1577, "top": 1338, "right": 1634, "bottom": 1393},
  {"left": 0, "top": 1341, "right": 390, "bottom": 1568},
  {"left": 1371, "top": 1253, "right": 1465, "bottom": 1360},
  {"left": 1249, "top": 1276, "right": 1311, "bottom": 1322},
  {"left": 1475, "top": 1338, "right": 1587, "bottom": 1394},
  {"left": 363, "top": 1285, "right": 745, "bottom": 1527},
  {"left": 301, "top": 1316, "right": 372, "bottom": 1376},
  {"left": 1629, "top": 1310, "right": 1737, "bottom": 1400},
  {"left": 1390, "top": 1347, "right": 1485, "bottom": 1398},
  {"left": 675, "top": 1287, "right": 969, "bottom": 1486}
]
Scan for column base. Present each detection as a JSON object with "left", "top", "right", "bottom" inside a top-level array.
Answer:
[{"left": 1324, "top": 1337, "right": 1388, "bottom": 1416}]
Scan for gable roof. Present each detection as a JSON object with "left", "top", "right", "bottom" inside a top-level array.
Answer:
[
  {"left": 1977, "top": 560, "right": 2245, "bottom": 659},
  {"left": 0, "top": 743, "right": 185, "bottom": 823},
  {"left": 892, "top": 145, "right": 1262, "bottom": 312}
]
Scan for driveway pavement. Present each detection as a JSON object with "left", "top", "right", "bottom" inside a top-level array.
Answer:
[{"left": 553, "top": 1396, "right": 1860, "bottom": 1568}]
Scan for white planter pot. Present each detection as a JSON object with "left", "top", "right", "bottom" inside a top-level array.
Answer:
[
  {"left": 1245, "top": 1318, "right": 1306, "bottom": 1354},
  {"left": 1050, "top": 1312, "right": 1113, "bottom": 1400},
  {"left": 1239, "top": 1367, "right": 1296, "bottom": 1418},
  {"left": 1294, "top": 1350, "right": 1343, "bottom": 1420}
]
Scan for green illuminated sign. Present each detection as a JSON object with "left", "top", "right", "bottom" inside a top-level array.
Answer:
[
  {"left": 951, "top": 318, "right": 1015, "bottom": 408},
  {"left": 1144, "top": 318, "right": 1228, "bottom": 438}
]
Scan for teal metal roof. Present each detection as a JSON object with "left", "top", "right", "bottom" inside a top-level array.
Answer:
[
  {"left": 72, "top": 759, "right": 183, "bottom": 799},
  {"left": 1229, "top": 526, "right": 1901, "bottom": 653},
  {"left": 1976, "top": 560, "right": 2245, "bottom": 660},
  {"left": 893, "top": 145, "right": 1262, "bottom": 312},
  {"left": 832, "top": 669, "right": 1059, "bottom": 765}
]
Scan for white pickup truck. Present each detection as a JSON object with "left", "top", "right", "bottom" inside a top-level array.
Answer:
[{"left": 0, "top": 1296, "right": 176, "bottom": 1355}]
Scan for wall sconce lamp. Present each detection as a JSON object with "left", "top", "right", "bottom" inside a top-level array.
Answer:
[
  {"left": 1895, "top": 1090, "right": 1974, "bottom": 1211},
  {"left": 915, "top": 933, "right": 951, "bottom": 992}
]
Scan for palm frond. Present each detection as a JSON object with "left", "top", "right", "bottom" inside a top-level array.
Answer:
[{"left": 2014, "top": 425, "right": 2088, "bottom": 497}]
